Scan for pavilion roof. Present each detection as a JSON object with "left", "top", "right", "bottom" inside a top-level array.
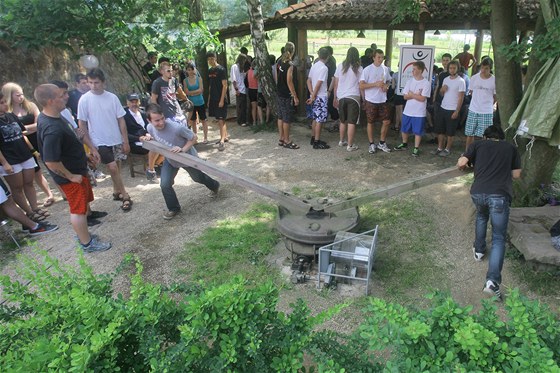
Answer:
[{"left": 216, "top": 0, "right": 540, "bottom": 40}]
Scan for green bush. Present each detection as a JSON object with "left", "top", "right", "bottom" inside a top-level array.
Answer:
[
  {"left": 0, "top": 251, "right": 344, "bottom": 372},
  {"left": 358, "top": 290, "right": 560, "bottom": 372}
]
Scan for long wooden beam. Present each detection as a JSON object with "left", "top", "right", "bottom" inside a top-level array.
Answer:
[{"left": 142, "top": 140, "right": 312, "bottom": 214}]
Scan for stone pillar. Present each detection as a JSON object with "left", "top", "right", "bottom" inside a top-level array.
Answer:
[
  {"left": 385, "top": 29, "right": 394, "bottom": 68},
  {"left": 296, "top": 28, "right": 308, "bottom": 115}
]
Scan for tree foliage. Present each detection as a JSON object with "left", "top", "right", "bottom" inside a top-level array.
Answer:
[{"left": 0, "top": 0, "right": 220, "bottom": 90}]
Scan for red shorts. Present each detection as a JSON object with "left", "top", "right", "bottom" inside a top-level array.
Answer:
[{"left": 59, "top": 176, "right": 94, "bottom": 215}]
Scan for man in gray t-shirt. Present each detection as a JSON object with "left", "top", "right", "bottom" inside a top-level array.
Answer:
[{"left": 144, "top": 104, "right": 219, "bottom": 220}]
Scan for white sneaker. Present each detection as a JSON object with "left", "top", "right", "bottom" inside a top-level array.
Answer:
[
  {"left": 368, "top": 143, "right": 376, "bottom": 154},
  {"left": 347, "top": 144, "right": 359, "bottom": 152},
  {"left": 377, "top": 142, "right": 391, "bottom": 153},
  {"left": 472, "top": 247, "right": 484, "bottom": 262},
  {"left": 338, "top": 140, "right": 348, "bottom": 147}
]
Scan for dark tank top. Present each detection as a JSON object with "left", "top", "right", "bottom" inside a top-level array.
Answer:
[{"left": 18, "top": 113, "right": 38, "bottom": 150}]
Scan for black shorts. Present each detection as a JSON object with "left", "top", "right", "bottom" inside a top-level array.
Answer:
[
  {"left": 248, "top": 88, "right": 258, "bottom": 102},
  {"left": 190, "top": 105, "right": 207, "bottom": 121},
  {"left": 208, "top": 100, "right": 227, "bottom": 119},
  {"left": 434, "top": 108, "right": 460, "bottom": 136},
  {"left": 338, "top": 98, "right": 360, "bottom": 124},
  {"left": 258, "top": 93, "right": 267, "bottom": 108},
  {"left": 98, "top": 144, "right": 126, "bottom": 165}
]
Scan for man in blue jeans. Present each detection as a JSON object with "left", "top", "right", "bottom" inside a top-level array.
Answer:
[
  {"left": 457, "top": 125, "right": 521, "bottom": 300},
  {"left": 143, "top": 104, "right": 220, "bottom": 220}
]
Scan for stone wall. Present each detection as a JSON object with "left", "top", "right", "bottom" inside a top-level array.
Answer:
[{"left": 0, "top": 41, "right": 139, "bottom": 103}]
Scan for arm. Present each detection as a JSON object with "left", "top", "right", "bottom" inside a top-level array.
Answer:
[
  {"left": 118, "top": 116, "right": 130, "bottom": 154},
  {"left": 306, "top": 79, "right": 323, "bottom": 104},
  {"left": 232, "top": 66, "right": 240, "bottom": 95},
  {"left": 0, "top": 150, "right": 13, "bottom": 174},
  {"left": 76, "top": 120, "right": 100, "bottom": 165},
  {"left": 457, "top": 155, "right": 470, "bottom": 170},
  {"left": 451, "top": 91, "right": 465, "bottom": 119},
  {"left": 44, "top": 161, "right": 83, "bottom": 184},
  {"left": 176, "top": 85, "right": 188, "bottom": 101},
  {"left": 512, "top": 169, "right": 522, "bottom": 179},
  {"left": 170, "top": 136, "right": 197, "bottom": 154},
  {"left": 23, "top": 103, "right": 40, "bottom": 135},
  {"left": 286, "top": 65, "right": 299, "bottom": 106},
  {"left": 332, "top": 77, "right": 339, "bottom": 108},
  {"left": 219, "top": 79, "right": 227, "bottom": 107},
  {"left": 469, "top": 55, "right": 477, "bottom": 68},
  {"left": 151, "top": 93, "right": 159, "bottom": 104}
]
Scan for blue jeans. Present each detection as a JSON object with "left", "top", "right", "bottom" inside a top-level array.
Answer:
[
  {"left": 471, "top": 194, "right": 511, "bottom": 284},
  {"left": 160, "top": 159, "right": 219, "bottom": 212}
]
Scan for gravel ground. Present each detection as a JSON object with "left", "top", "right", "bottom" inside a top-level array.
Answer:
[{"left": 1, "top": 116, "right": 555, "bottom": 322}]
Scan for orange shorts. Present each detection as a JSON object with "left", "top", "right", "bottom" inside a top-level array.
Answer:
[{"left": 59, "top": 176, "right": 94, "bottom": 215}]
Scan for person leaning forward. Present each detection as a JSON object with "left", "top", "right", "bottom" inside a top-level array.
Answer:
[{"left": 35, "top": 84, "right": 111, "bottom": 253}]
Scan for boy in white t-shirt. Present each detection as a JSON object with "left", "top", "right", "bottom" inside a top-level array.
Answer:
[
  {"left": 464, "top": 57, "right": 496, "bottom": 151},
  {"left": 394, "top": 61, "right": 431, "bottom": 157},
  {"left": 431, "top": 60, "right": 465, "bottom": 157},
  {"left": 306, "top": 47, "right": 330, "bottom": 149}
]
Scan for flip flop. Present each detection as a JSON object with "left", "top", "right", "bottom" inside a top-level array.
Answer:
[
  {"left": 121, "top": 197, "right": 133, "bottom": 212},
  {"left": 283, "top": 142, "right": 300, "bottom": 149},
  {"left": 113, "top": 192, "right": 123, "bottom": 201},
  {"left": 43, "top": 197, "right": 55, "bottom": 207}
]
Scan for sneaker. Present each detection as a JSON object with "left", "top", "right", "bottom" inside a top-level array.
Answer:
[
  {"left": 146, "top": 169, "right": 157, "bottom": 182},
  {"left": 93, "top": 170, "right": 105, "bottom": 179},
  {"left": 240, "top": 123, "right": 247, "bottom": 127},
  {"left": 218, "top": 142, "right": 225, "bottom": 151},
  {"left": 368, "top": 143, "right": 376, "bottom": 154},
  {"left": 163, "top": 210, "right": 181, "bottom": 220},
  {"left": 473, "top": 247, "right": 485, "bottom": 262},
  {"left": 393, "top": 143, "right": 407, "bottom": 151},
  {"left": 338, "top": 140, "right": 348, "bottom": 147},
  {"left": 347, "top": 144, "right": 359, "bottom": 152},
  {"left": 439, "top": 149, "right": 451, "bottom": 157},
  {"left": 377, "top": 142, "right": 392, "bottom": 153},
  {"left": 28, "top": 222, "right": 59, "bottom": 236},
  {"left": 313, "top": 141, "right": 330, "bottom": 149},
  {"left": 81, "top": 236, "right": 112, "bottom": 253},
  {"left": 430, "top": 148, "right": 443, "bottom": 155},
  {"left": 412, "top": 148, "right": 420, "bottom": 157},
  {"left": 483, "top": 280, "right": 502, "bottom": 300}
]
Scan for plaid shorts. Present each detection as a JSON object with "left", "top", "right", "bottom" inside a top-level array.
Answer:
[{"left": 465, "top": 110, "right": 493, "bottom": 137}]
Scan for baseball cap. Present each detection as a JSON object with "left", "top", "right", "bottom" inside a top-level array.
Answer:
[{"left": 127, "top": 93, "right": 140, "bottom": 101}]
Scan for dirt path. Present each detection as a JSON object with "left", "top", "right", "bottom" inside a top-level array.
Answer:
[{"left": 0, "top": 118, "right": 550, "bottom": 312}]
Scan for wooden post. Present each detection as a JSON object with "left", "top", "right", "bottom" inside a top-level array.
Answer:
[
  {"left": 287, "top": 0, "right": 298, "bottom": 43},
  {"left": 218, "top": 40, "right": 230, "bottom": 105},
  {"left": 473, "top": 29, "right": 484, "bottom": 74},
  {"left": 412, "top": 28, "right": 425, "bottom": 45},
  {"left": 385, "top": 29, "right": 394, "bottom": 68},
  {"left": 296, "top": 27, "right": 308, "bottom": 116}
]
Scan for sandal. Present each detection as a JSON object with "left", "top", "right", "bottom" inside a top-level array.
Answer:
[
  {"left": 27, "top": 211, "right": 46, "bottom": 222},
  {"left": 34, "top": 208, "right": 50, "bottom": 217},
  {"left": 278, "top": 139, "right": 284, "bottom": 146},
  {"left": 43, "top": 197, "right": 55, "bottom": 207},
  {"left": 121, "top": 197, "right": 133, "bottom": 212},
  {"left": 283, "top": 142, "right": 300, "bottom": 149},
  {"left": 113, "top": 192, "right": 123, "bottom": 201}
]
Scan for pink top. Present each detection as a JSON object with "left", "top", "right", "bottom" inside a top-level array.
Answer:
[{"left": 247, "top": 68, "right": 258, "bottom": 89}]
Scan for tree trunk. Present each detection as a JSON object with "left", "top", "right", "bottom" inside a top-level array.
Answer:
[
  {"left": 245, "top": 0, "right": 277, "bottom": 116},
  {"left": 510, "top": 5, "right": 560, "bottom": 206},
  {"left": 491, "top": 0, "right": 523, "bottom": 129},
  {"left": 189, "top": 0, "right": 210, "bottom": 104}
]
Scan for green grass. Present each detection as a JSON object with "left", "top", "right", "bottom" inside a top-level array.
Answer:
[
  {"left": 505, "top": 247, "right": 560, "bottom": 297},
  {"left": 176, "top": 203, "right": 281, "bottom": 286},
  {"left": 356, "top": 197, "right": 448, "bottom": 305}
]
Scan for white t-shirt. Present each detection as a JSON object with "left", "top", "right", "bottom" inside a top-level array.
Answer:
[
  {"left": 468, "top": 73, "right": 496, "bottom": 114},
  {"left": 308, "top": 60, "right": 328, "bottom": 98},
  {"left": 77, "top": 91, "right": 126, "bottom": 147},
  {"left": 402, "top": 77, "right": 431, "bottom": 117},
  {"left": 334, "top": 63, "right": 362, "bottom": 99},
  {"left": 441, "top": 75, "right": 466, "bottom": 111},
  {"left": 230, "top": 64, "right": 247, "bottom": 94},
  {"left": 360, "top": 63, "right": 391, "bottom": 103}
]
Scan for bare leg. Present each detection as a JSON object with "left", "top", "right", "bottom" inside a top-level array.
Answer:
[
  {"left": 367, "top": 122, "right": 375, "bottom": 143},
  {"left": 339, "top": 122, "right": 347, "bottom": 142},
  {"left": 1, "top": 197, "right": 37, "bottom": 230},
  {"left": 313, "top": 121, "right": 323, "bottom": 141},
  {"left": 4, "top": 172, "right": 33, "bottom": 214},
  {"left": 71, "top": 213, "right": 91, "bottom": 245},
  {"left": 21, "top": 168, "right": 39, "bottom": 211},
  {"left": 437, "top": 134, "right": 445, "bottom": 149},
  {"left": 414, "top": 135, "right": 422, "bottom": 148},
  {"left": 218, "top": 119, "right": 227, "bottom": 143},
  {"left": 347, "top": 123, "right": 356, "bottom": 146},
  {"left": 446, "top": 136, "right": 454, "bottom": 151},
  {"left": 106, "top": 161, "right": 128, "bottom": 199},
  {"left": 277, "top": 118, "right": 284, "bottom": 141},
  {"left": 282, "top": 122, "right": 291, "bottom": 143},
  {"left": 465, "top": 136, "right": 474, "bottom": 151},
  {"left": 257, "top": 106, "right": 263, "bottom": 124},
  {"left": 380, "top": 120, "right": 391, "bottom": 142},
  {"left": 401, "top": 132, "right": 410, "bottom": 145},
  {"left": 34, "top": 170, "right": 54, "bottom": 201},
  {"left": 201, "top": 119, "right": 208, "bottom": 142},
  {"left": 251, "top": 102, "right": 258, "bottom": 126}
]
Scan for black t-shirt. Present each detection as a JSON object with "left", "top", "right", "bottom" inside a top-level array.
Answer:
[
  {"left": 143, "top": 62, "right": 160, "bottom": 92},
  {"left": 0, "top": 113, "right": 33, "bottom": 164},
  {"left": 434, "top": 71, "right": 450, "bottom": 104},
  {"left": 276, "top": 61, "right": 297, "bottom": 99},
  {"left": 464, "top": 140, "right": 521, "bottom": 200},
  {"left": 361, "top": 55, "right": 372, "bottom": 69},
  {"left": 18, "top": 112, "right": 39, "bottom": 150},
  {"left": 208, "top": 65, "right": 227, "bottom": 102},
  {"left": 67, "top": 89, "right": 84, "bottom": 122},
  {"left": 152, "top": 77, "right": 181, "bottom": 119},
  {"left": 37, "top": 113, "right": 88, "bottom": 185}
]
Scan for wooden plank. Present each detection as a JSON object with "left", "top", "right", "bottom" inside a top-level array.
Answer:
[
  {"left": 322, "top": 166, "right": 467, "bottom": 213},
  {"left": 142, "top": 140, "right": 312, "bottom": 213}
]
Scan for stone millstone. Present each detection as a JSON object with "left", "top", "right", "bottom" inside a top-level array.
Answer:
[{"left": 276, "top": 197, "right": 360, "bottom": 245}]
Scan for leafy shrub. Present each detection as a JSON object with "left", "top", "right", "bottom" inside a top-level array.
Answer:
[{"left": 0, "top": 251, "right": 343, "bottom": 372}]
